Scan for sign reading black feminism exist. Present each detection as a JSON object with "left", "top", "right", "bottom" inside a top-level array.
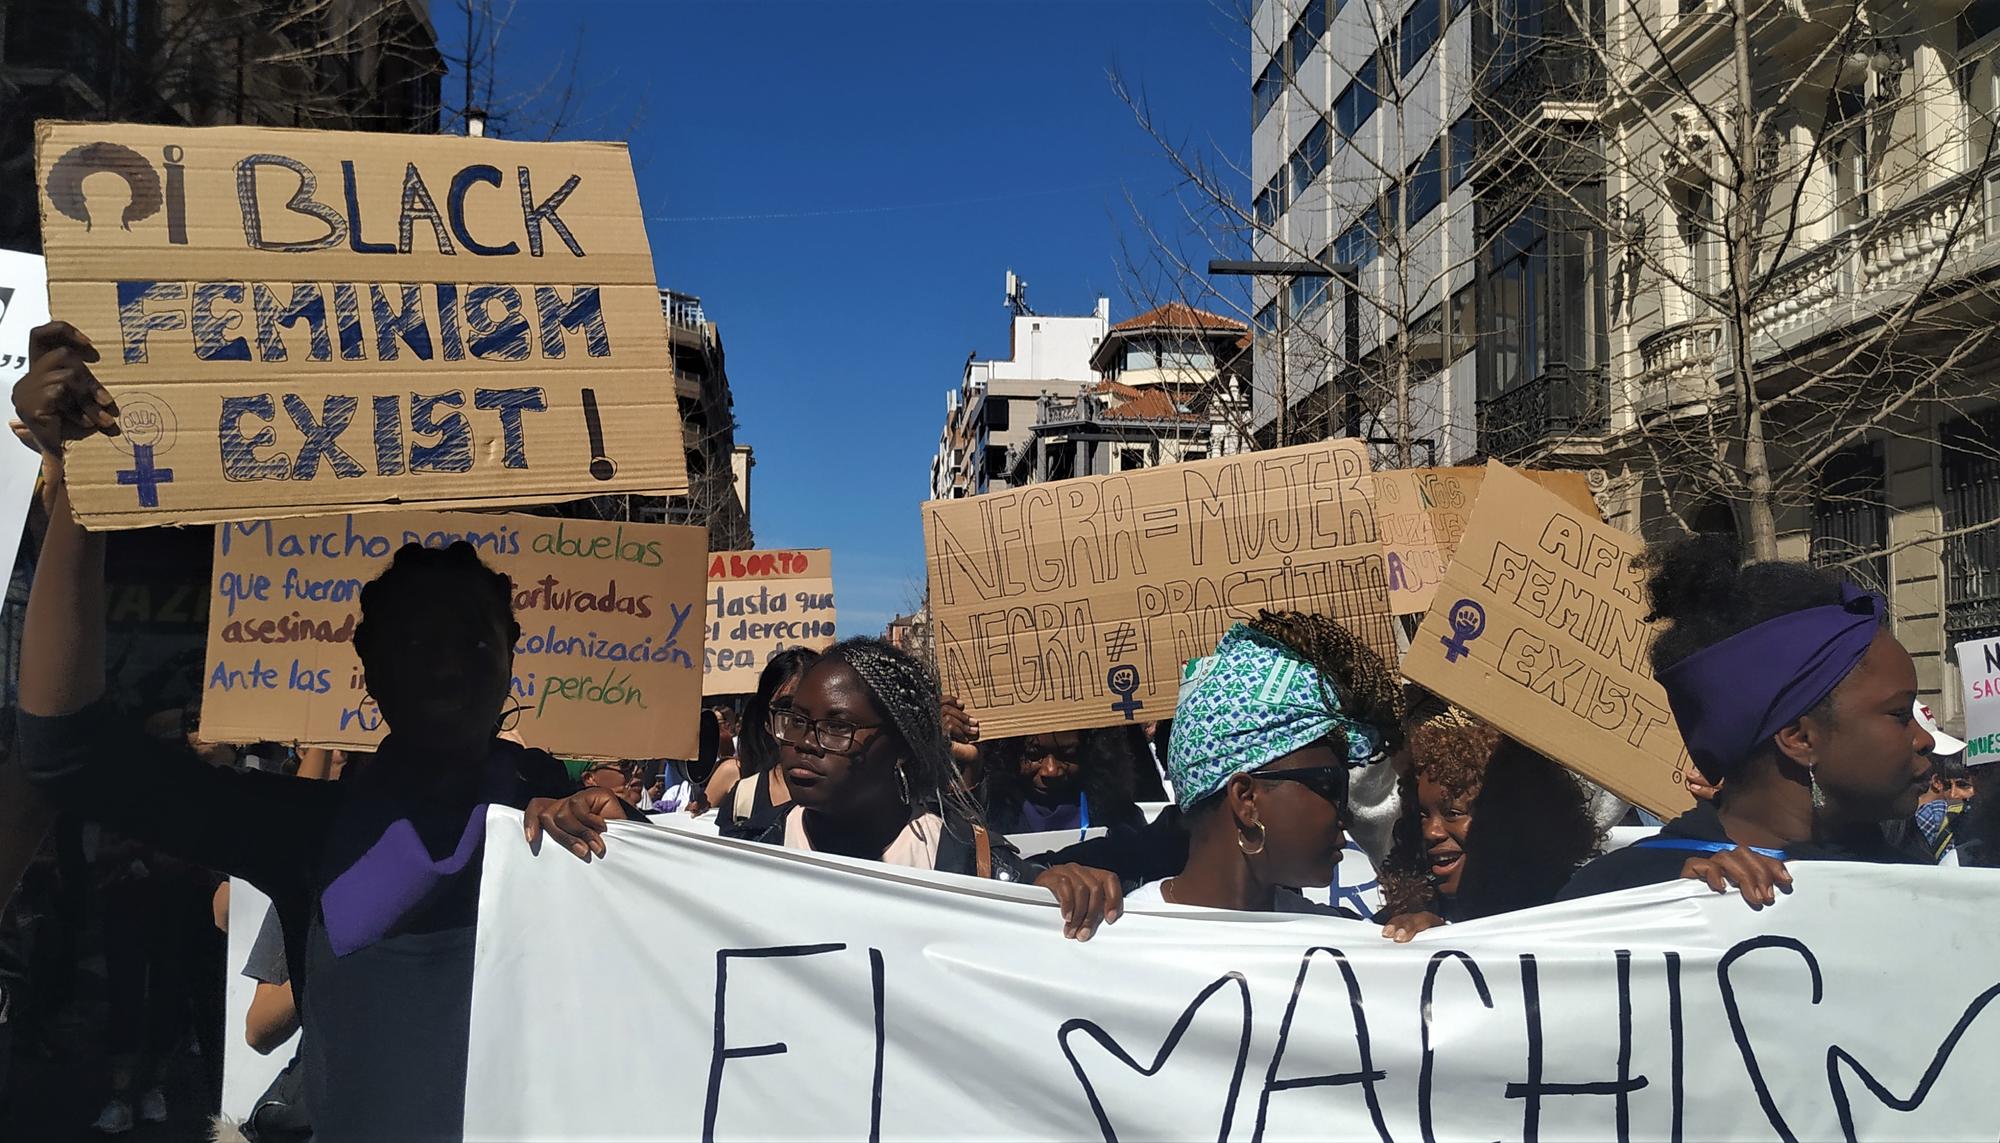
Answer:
[
  {"left": 922, "top": 440, "right": 1396, "bottom": 738},
  {"left": 35, "top": 120, "right": 686, "bottom": 529}
]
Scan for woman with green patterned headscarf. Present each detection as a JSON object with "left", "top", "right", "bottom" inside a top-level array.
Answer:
[{"left": 1124, "top": 611, "right": 1405, "bottom": 914}]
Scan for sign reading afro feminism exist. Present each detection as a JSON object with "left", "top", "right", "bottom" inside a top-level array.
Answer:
[
  {"left": 923, "top": 440, "right": 1396, "bottom": 739},
  {"left": 200, "top": 511, "right": 707, "bottom": 760},
  {"left": 34, "top": 120, "right": 687, "bottom": 529}
]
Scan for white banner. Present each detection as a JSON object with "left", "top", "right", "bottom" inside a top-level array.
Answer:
[{"left": 467, "top": 809, "right": 2000, "bottom": 1141}]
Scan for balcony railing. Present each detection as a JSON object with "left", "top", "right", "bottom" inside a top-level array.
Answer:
[
  {"left": 1635, "top": 318, "right": 1725, "bottom": 416},
  {"left": 1477, "top": 364, "right": 1610, "bottom": 462},
  {"left": 664, "top": 290, "right": 707, "bottom": 332},
  {"left": 1749, "top": 169, "right": 1997, "bottom": 349},
  {"left": 1486, "top": 38, "right": 1605, "bottom": 126}
]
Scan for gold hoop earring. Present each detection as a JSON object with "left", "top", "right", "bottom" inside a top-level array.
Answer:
[
  {"left": 1238, "top": 819, "right": 1266, "bottom": 856},
  {"left": 498, "top": 704, "right": 525, "bottom": 732}
]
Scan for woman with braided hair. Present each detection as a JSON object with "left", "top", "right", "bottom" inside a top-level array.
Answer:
[
  {"left": 1103, "top": 610, "right": 1404, "bottom": 914},
  {"left": 541, "top": 637, "right": 1130, "bottom": 939}
]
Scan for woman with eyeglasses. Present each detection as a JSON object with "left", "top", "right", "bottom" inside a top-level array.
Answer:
[
  {"left": 540, "top": 637, "right": 1128, "bottom": 939},
  {"left": 1125, "top": 611, "right": 1403, "bottom": 915},
  {"left": 976, "top": 728, "right": 1148, "bottom": 837}
]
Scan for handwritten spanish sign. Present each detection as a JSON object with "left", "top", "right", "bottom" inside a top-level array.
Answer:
[
  {"left": 704, "top": 549, "right": 837, "bottom": 696},
  {"left": 1957, "top": 636, "right": 2000, "bottom": 767},
  {"left": 924, "top": 440, "right": 1396, "bottom": 739},
  {"left": 34, "top": 120, "right": 687, "bottom": 529},
  {"left": 1375, "top": 466, "right": 1599, "bottom": 616},
  {"left": 200, "top": 511, "right": 706, "bottom": 760},
  {"left": 1404, "top": 463, "right": 1693, "bottom": 817}
]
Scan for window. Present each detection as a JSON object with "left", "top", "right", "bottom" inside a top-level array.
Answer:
[
  {"left": 1486, "top": 211, "right": 1545, "bottom": 396},
  {"left": 1253, "top": 57, "right": 1284, "bottom": 124},
  {"left": 1449, "top": 281, "right": 1477, "bottom": 359},
  {"left": 1290, "top": 275, "right": 1330, "bottom": 314},
  {"left": 1407, "top": 140, "right": 1443, "bottom": 224},
  {"left": 1121, "top": 448, "right": 1148, "bottom": 471},
  {"left": 1253, "top": 299, "right": 1279, "bottom": 333},
  {"left": 1335, "top": 206, "right": 1381, "bottom": 268},
  {"left": 1399, "top": 0, "right": 1441, "bottom": 76},
  {"left": 1945, "top": 407, "right": 2000, "bottom": 642},
  {"left": 986, "top": 397, "right": 1010, "bottom": 432},
  {"left": 1452, "top": 0, "right": 1470, "bottom": 14},
  {"left": 1811, "top": 444, "right": 1889, "bottom": 600},
  {"left": 1492, "top": 0, "right": 1543, "bottom": 80},
  {"left": 1962, "top": 0, "right": 2000, "bottom": 45},
  {"left": 1288, "top": 0, "right": 1327, "bottom": 74},
  {"left": 1675, "top": 182, "right": 1718, "bottom": 297},
  {"left": 984, "top": 445, "right": 1008, "bottom": 476},
  {"left": 1333, "top": 54, "right": 1380, "bottom": 140},
  {"left": 1448, "top": 111, "right": 1478, "bottom": 190},
  {"left": 1289, "top": 117, "right": 1332, "bottom": 199},
  {"left": 1829, "top": 86, "right": 1871, "bottom": 231}
]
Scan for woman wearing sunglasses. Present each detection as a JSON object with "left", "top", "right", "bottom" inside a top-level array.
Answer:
[{"left": 1126, "top": 612, "right": 1403, "bottom": 915}]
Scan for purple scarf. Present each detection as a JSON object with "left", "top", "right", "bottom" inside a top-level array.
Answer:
[
  {"left": 1658, "top": 583, "right": 1883, "bottom": 782},
  {"left": 318, "top": 739, "right": 525, "bottom": 956}
]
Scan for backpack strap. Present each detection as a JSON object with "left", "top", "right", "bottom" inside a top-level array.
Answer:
[
  {"left": 973, "top": 823, "right": 993, "bottom": 880},
  {"left": 730, "top": 775, "right": 756, "bottom": 822}
]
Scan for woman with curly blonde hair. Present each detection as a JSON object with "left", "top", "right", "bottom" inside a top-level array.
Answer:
[{"left": 1377, "top": 710, "right": 1601, "bottom": 941}]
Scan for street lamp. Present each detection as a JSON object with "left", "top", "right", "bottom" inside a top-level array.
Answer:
[{"left": 1208, "top": 259, "right": 1360, "bottom": 448}]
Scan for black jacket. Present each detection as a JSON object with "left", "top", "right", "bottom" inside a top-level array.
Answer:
[
  {"left": 1558, "top": 801, "right": 1927, "bottom": 901},
  {"left": 17, "top": 698, "right": 585, "bottom": 1142},
  {"left": 1041, "top": 805, "right": 1190, "bottom": 889},
  {"left": 750, "top": 802, "right": 1039, "bottom": 883}
]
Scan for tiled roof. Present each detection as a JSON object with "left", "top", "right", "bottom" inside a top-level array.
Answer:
[
  {"left": 1110, "top": 302, "right": 1249, "bottom": 333},
  {"left": 1096, "top": 385, "right": 1205, "bottom": 423}
]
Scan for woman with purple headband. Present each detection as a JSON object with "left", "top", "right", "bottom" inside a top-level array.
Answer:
[{"left": 1559, "top": 537, "right": 1936, "bottom": 905}]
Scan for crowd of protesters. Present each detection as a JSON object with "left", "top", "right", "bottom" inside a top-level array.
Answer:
[{"left": 0, "top": 320, "right": 1991, "bottom": 1141}]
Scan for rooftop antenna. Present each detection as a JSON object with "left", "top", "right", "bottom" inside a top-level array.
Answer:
[{"left": 1005, "top": 270, "right": 1034, "bottom": 317}]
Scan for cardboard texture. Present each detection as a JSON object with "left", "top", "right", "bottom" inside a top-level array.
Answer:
[
  {"left": 200, "top": 511, "right": 707, "bottom": 760},
  {"left": 1376, "top": 466, "right": 1601, "bottom": 615},
  {"left": 1957, "top": 636, "right": 2000, "bottom": 767},
  {"left": 1402, "top": 463, "right": 1694, "bottom": 817},
  {"left": 703, "top": 549, "right": 837, "bottom": 696},
  {"left": 924, "top": 439, "right": 1397, "bottom": 739},
  {"left": 34, "top": 120, "right": 687, "bottom": 530},
  {"left": 0, "top": 250, "right": 51, "bottom": 581}
]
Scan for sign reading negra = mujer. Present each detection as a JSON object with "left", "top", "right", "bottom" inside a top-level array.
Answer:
[
  {"left": 923, "top": 440, "right": 1396, "bottom": 739},
  {"left": 200, "top": 511, "right": 707, "bottom": 760},
  {"left": 35, "top": 119, "right": 687, "bottom": 530},
  {"left": 704, "top": 549, "right": 837, "bottom": 696},
  {"left": 1404, "top": 463, "right": 1694, "bottom": 818}
]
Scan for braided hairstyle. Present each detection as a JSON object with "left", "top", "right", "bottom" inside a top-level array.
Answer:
[
  {"left": 1247, "top": 609, "right": 1407, "bottom": 756},
  {"left": 353, "top": 541, "right": 520, "bottom": 656},
  {"left": 821, "top": 637, "right": 984, "bottom": 826}
]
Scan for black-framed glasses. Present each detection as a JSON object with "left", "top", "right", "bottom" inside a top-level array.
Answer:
[
  {"left": 769, "top": 708, "right": 881, "bottom": 755},
  {"left": 1253, "top": 764, "right": 1350, "bottom": 809}
]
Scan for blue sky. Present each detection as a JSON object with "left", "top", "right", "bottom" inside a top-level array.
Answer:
[{"left": 496, "top": 0, "right": 1251, "bottom": 634}]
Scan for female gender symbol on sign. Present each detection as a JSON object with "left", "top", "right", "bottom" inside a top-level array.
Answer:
[
  {"left": 1106, "top": 664, "right": 1144, "bottom": 720},
  {"left": 112, "top": 393, "right": 176, "bottom": 508},
  {"left": 1440, "top": 598, "right": 1487, "bottom": 662}
]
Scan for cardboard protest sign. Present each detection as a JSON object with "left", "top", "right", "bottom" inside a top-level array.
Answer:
[
  {"left": 35, "top": 120, "right": 687, "bottom": 529},
  {"left": 0, "top": 250, "right": 51, "bottom": 578},
  {"left": 1375, "top": 466, "right": 1600, "bottom": 615},
  {"left": 924, "top": 440, "right": 1396, "bottom": 739},
  {"left": 1403, "top": 463, "right": 1694, "bottom": 817},
  {"left": 200, "top": 511, "right": 706, "bottom": 760},
  {"left": 1957, "top": 636, "right": 2000, "bottom": 767},
  {"left": 703, "top": 549, "right": 837, "bottom": 695}
]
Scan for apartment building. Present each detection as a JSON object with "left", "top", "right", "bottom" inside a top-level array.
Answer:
[
  {"left": 649, "top": 289, "right": 753, "bottom": 551},
  {"left": 929, "top": 274, "right": 1110, "bottom": 499},
  {"left": 1000, "top": 302, "right": 1255, "bottom": 485}
]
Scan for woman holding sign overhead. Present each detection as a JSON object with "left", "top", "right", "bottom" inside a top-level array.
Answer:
[
  {"left": 1559, "top": 536, "right": 1936, "bottom": 905},
  {"left": 1124, "top": 611, "right": 1404, "bottom": 915},
  {"left": 10, "top": 321, "right": 648, "bottom": 1141}
]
